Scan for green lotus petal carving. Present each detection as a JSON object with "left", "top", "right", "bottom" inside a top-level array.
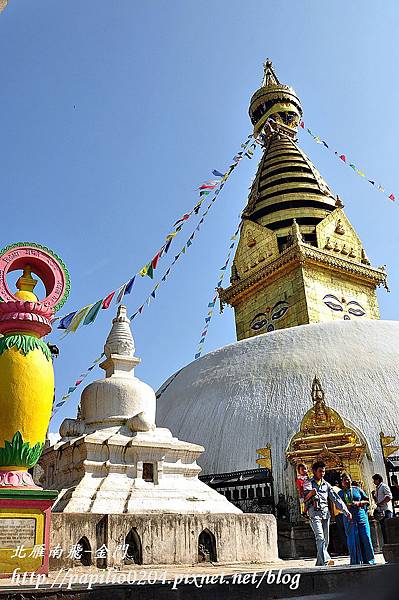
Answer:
[
  {"left": 0, "top": 334, "right": 51, "bottom": 361},
  {"left": 0, "top": 431, "right": 44, "bottom": 468}
]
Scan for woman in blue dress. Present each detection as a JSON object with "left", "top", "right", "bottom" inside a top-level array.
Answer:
[{"left": 338, "top": 473, "right": 376, "bottom": 565}]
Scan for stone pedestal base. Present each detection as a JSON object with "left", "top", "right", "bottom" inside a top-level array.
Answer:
[
  {"left": 0, "top": 488, "right": 58, "bottom": 577},
  {"left": 49, "top": 512, "right": 279, "bottom": 569}
]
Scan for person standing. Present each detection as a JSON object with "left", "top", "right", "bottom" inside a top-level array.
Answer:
[
  {"left": 338, "top": 473, "right": 375, "bottom": 565},
  {"left": 372, "top": 474, "right": 393, "bottom": 542},
  {"left": 331, "top": 478, "right": 348, "bottom": 555},
  {"left": 296, "top": 463, "right": 309, "bottom": 517},
  {"left": 304, "top": 461, "right": 352, "bottom": 566}
]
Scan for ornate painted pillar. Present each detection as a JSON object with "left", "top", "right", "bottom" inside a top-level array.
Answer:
[{"left": 0, "top": 243, "right": 69, "bottom": 576}]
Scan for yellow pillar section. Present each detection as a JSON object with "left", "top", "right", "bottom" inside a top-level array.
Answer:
[{"left": 0, "top": 345, "right": 54, "bottom": 452}]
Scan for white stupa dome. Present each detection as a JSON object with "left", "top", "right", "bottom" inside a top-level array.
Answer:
[{"left": 156, "top": 320, "right": 399, "bottom": 497}]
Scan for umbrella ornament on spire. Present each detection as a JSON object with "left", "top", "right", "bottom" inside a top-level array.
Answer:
[
  {"left": 0, "top": 243, "right": 69, "bottom": 487},
  {"left": 250, "top": 59, "right": 303, "bottom": 140}
]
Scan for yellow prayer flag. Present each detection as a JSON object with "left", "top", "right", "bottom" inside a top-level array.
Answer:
[{"left": 67, "top": 305, "right": 93, "bottom": 333}]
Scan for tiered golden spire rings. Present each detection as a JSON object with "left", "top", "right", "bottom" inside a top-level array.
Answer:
[{"left": 249, "top": 59, "right": 302, "bottom": 139}]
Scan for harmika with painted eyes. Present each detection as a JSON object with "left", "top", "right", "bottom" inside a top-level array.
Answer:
[
  {"left": 322, "top": 294, "right": 366, "bottom": 320},
  {"left": 250, "top": 300, "right": 289, "bottom": 332}
]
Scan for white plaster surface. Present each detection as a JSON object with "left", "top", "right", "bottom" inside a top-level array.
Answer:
[
  {"left": 41, "top": 306, "right": 241, "bottom": 515},
  {"left": 156, "top": 320, "right": 399, "bottom": 499}
]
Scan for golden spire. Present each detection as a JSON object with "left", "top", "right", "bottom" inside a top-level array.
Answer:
[
  {"left": 15, "top": 265, "right": 38, "bottom": 302},
  {"left": 262, "top": 59, "right": 279, "bottom": 87},
  {"left": 249, "top": 60, "right": 302, "bottom": 139}
]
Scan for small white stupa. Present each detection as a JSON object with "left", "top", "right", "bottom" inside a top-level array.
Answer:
[{"left": 42, "top": 306, "right": 240, "bottom": 515}]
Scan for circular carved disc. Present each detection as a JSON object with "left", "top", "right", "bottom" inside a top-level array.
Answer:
[{"left": 0, "top": 243, "right": 70, "bottom": 311}]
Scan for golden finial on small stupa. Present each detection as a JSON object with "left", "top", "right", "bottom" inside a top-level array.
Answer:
[{"left": 15, "top": 265, "right": 38, "bottom": 302}]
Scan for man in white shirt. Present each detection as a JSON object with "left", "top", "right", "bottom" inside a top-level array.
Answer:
[
  {"left": 372, "top": 473, "right": 393, "bottom": 542},
  {"left": 304, "top": 461, "right": 352, "bottom": 566}
]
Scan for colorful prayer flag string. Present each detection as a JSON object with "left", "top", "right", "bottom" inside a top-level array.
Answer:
[
  {"left": 51, "top": 134, "right": 255, "bottom": 416},
  {"left": 300, "top": 121, "right": 396, "bottom": 204},
  {"left": 194, "top": 223, "right": 241, "bottom": 360},
  {"left": 51, "top": 353, "right": 104, "bottom": 418},
  {"left": 128, "top": 136, "right": 255, "bottom": 322},
  {"left": 54, "top": 135, "right": 254, "bottom": 337}
]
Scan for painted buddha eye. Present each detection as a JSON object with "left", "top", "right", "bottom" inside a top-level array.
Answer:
[
  {"left": 250, "top": 313, "right": 268, "bottom": 331},
  {"left": 323, "top": 294, "right": 343, "bottom": 312},
  {"left": 271, "top": 301, "right": 289, "bottom": 320},
  {"left": 347, "top": 301, "right": 366, "bottom": 317}
]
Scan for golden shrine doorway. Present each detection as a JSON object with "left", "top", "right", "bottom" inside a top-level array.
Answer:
[{"left": 286, "top": 376, "right": 367, "bottom": 484}]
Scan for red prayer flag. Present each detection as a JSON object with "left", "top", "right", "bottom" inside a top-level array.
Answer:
[
  {"left": 300, "top": 121, "right": 304, "bottom": 129},
  {"left": 389, "top": 194, "right": 395, "bottom": 201},
  {"left": 102, "top": 291, "right": 115, "bottom": 309},
  {"left": 151, "top": 251, "right": 161, "bottom": 270},
  {"left": 339, "top": 155, "right": 346, "bottom": 162}
]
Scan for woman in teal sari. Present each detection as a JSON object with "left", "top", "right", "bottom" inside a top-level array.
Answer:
[{"left": 338, "top": 473, "right": 376, "bottom": 565}]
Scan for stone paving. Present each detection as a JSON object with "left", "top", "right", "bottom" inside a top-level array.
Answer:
[{"left": 0, "top": 553, "right": 385, "bottom": 589}]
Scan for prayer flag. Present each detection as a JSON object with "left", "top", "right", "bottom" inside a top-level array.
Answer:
[
  {"left": 152, "top": 252, "right": 161, "bottom": 270},
  {"left": 138, "top": 305, "right": 144, "bottom": 314},
  {"left": 166, "top": 232, "right": 177, "bottom": 241},
  {"left": 125, "top": 276, "right": 136, "bottom": 294},
  {"left": 389, "top": 194, "right": 395, "bottom": 201},
  {"left": 140, "top": 264, "right": 149, "bottom": 277},
  {"left": 146, "top": 263, "right": 154, "bottom": 279},
  {"left": 300, "top": 121, "right": 304, "bottom": 129},
  {"left": 164, "top": 239, "right": 172, "bottom": 254},
  {"left": 88, "top": 365, "right": 96, "bottom": 371},
  {"left": 212, "top": 170, "right": 224, "bottom": 177},
  {"left": 339, "top": 155, "right": 346, "bottom": 162},
  {"left": 368, "top": 180, "right": 375, "bottom": 186},
  {"left": 194, "top": 353, "right": 201, "bottom": 359},
  {"left": 187, "top": 240, "right": 192, "bottom": 247},
  {"left": 378, "top": 185, "right": 385, "bottom": 192},
  {"left": 102, "top": 291, "right": 115, "bottom": 309},
  {"left": 68, "top": 305, "right": 93, "bottom": 333},
  {"left": 116, "top": 284, "right": 127, "bottom": 304},
  {"left": 205, "top": 317, "right": 211, "bottom": 323},
  {"left": 208, "top": 301, "right": 215, "bottom": 308},
  {"left": 83, "top": 300, "right": 102, "bottom": 325},
  {"left": 349, "top": 164, "right": 356, "bottom": 170},
  {"left": 322, "top": 141, "right": 329, "bottom": 148},
  {"left": 68, "top": 386, "right": 77, "bottom": 394},
  {"left": 151, "top": 290, "right": 156, "bottom": 299},
  {"left": 173, "top": 213, "right": 190, "bottom": 226},
  {"left": 58, "top": 311, "right": 77, "bottom": 329},
  {"left": 356, "top": 169, "right": 366, "bottom": 177}
]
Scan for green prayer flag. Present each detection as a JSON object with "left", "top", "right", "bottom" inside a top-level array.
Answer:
[
  {"left": 83, "top": 299, "right": 103, "bottom": 325},
  {"left": 146, "top": 263, "right": 154, "bottom": 279}
]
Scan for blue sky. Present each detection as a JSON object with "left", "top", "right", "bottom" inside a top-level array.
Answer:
[{"left": 1, "top": 1, "right": 398, "bottom": 434}]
